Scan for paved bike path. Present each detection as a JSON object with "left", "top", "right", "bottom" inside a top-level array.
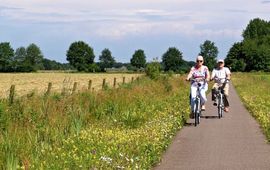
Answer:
[{"left": 154, "top": 83, "right": 270, "bottom": 170}]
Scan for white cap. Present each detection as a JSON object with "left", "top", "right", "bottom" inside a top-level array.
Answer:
[
  {"left": 217, "top": 59, "right": 224, "bottom": 63},
  {"left": 196, "top": 55, "right": 204, "bottom": 61}
]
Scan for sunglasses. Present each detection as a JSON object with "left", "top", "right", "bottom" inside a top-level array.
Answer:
[{"left": 197, "top": 60, "right": 203, "bottom": 63}]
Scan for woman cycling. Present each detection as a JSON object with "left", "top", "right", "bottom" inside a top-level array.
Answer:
[
  {"left": 186, "top": 56, "right": 210, "bottom": 118},
  {"left": 210, "top": 59, "right": 231, "bottom": 112}
]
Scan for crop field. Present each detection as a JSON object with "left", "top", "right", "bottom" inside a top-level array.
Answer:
[
  {"left": 0, "top": 73, "right": 141, "bottom": 98},
  {"left": 233, "top": 72, "right": 270, "bottom": 141},
  {"left": 0, "top": 75, "right": 190, "bottom": 169}
]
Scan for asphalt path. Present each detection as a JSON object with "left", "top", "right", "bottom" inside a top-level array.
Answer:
[{"left": 154, "top": 83, "right": 270, "bottom": 170}]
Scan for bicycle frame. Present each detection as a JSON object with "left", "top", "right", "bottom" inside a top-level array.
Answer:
[
  {"left": 194, "top": 84, "right": 201, "bottom": 126},
  {"left": 214, "top": 78, "right": 228, "bottom": 118},
  {"left": 216, "top": 85, "right": 224, "bottom": 118},
  {"left": 188, "top": 78, "right": 205, "bottom": 126}
]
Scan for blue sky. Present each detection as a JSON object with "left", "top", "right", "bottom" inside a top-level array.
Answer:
[{"left": 0, "top": 0, "right": 269, "bottom": 63}]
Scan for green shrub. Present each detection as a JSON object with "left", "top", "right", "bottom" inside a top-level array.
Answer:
[{"left": 146, "top": 62, "right": 161, "bottom": 80}]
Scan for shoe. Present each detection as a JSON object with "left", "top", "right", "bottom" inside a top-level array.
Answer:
[
  {"left": 189, "top": 112, "right": 194, "bottom": 119},
  {"left": 201, "top": 105, "right": 206, "bottom": 111},
  {"left": 224, "top": 107, "right": 229, "bottom": 112}
]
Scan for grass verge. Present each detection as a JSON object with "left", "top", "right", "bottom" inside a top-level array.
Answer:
[
  {"left": 232, "top": 72, "right": 270, "bottom": 142},
  {"left": 0, "top": 75, "right": 190, "bottom": 169}
]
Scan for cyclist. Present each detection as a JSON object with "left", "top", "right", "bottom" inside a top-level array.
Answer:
[
  {"left": 210, "top": 59, "right": 231, "bottom": 112},
  {"left": 186, "top": 56, "right": 210, "bottom": 118}
]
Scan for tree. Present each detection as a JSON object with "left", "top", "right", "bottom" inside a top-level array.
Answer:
[
  {"left": 25, "top": 43, "right": 44, "bottom": 71},
  {"left": 162, "top": 47, "right": 184, "bottom": 72},
  {"left": 66, "top": 41, "right": 95, "bottom": 72},
  {"left": 0, "top": 42, "right": 14, "bottom": 72},
  {"left": 99, "top": 48, "right": 115, "bottom": 71},
  {"left": 225, "top": 18, "right": 270, "bottom": 72},
  {"left": 130, "top": 49, "right": 146, "bottom": 69},
  {"left": 12, "top": 47, "right": 27, "bottom": 72},
  {"left": 242, "top": 38, "right": 270, "bottom": 71},
  {"left": 199, "top": 40, "right": 218, "bottom": 71},
  {"left": 225, "top": 42, "right": 246, "bottom": 72},
  {"left": 42, "top": 58, "right": 61, "bottom": 70},
  {"left": 242, "top": 18, "right": 270, "bottom": 39}
]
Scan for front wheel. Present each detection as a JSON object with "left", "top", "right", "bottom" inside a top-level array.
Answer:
[
  {"left": 217, "top": 94, "right": 223, "bottom": 118},
  {"left": 218, "top": 105, "right": 222, "bottom": 119},
  {"left": 194, "top": 98, "right": 200, "bottom": 126}
]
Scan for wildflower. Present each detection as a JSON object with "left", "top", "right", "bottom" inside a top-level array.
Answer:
[{"left": 100, "top": 156, "right": 112, "bottom": 164}]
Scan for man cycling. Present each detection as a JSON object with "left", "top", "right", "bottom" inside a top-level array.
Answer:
[
  {"left": 186, "top": 56, "right": 210, "bottom": 118},
  {"left": 210, "top": 59, "right": 231, "bottom": 112}
]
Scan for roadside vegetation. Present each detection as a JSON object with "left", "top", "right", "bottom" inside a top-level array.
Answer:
[
  {"left": 233, "top": 72, "right": 270, "bottom": 142},
  {"left": 0, "top": 75, "right": 190, "bottom": 169}
]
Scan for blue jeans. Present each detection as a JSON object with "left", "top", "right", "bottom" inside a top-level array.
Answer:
[{"left": 190, "top": 83, "right": 208, "bottom": 112}]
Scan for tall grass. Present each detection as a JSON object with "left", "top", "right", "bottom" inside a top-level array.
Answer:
[
  {"left": 233, "top": 72, "right": 270, "bottom": 142},
  {"left": 0, "top": 75, "right": 190, "bottom": 169}
]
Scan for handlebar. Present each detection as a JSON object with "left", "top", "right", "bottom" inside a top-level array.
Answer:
[
  {"left": 186, "top": 78, "right": 207, "bottom": 87},
  {"left": 211, "top": 77, "right": 230, "bottom": 83}
]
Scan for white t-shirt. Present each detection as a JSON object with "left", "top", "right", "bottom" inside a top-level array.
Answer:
[{"left": 211, "top": 67, "right": 231, "bottom": 83}]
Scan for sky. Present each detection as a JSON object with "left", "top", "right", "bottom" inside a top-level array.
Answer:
[{"left": 0, "top": 0, "right": 270, "bottom": 63}]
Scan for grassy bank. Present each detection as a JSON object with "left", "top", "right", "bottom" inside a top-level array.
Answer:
[
  {"left": 0, "top": 75, "right": 190, "bottom": 169},
  {"left": 232, "top": 72, "right": 270, "bottom": 142}
]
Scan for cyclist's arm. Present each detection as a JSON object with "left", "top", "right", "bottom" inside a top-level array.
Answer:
[
  {"left": 206, "top": 69, "right": 210, "bottom": 82},
  {"left": 186, "top": 68, "right": 193, "bottom": 81},
  {"left": 210, "top": 69, "right": 216, "bottom": 81},
  {"left": 225, "top": 67, "right": 231, "bottom": 80},
  {"left": 226, "top": 74, "right": 231, "bottom": 80}
]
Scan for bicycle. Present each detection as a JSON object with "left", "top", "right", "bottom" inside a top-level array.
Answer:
[
  {"left": 213, "top": 78, "right": 229, "bottom": 118},
  {"left": 188, "top": 78, "right": 205, "bottom": 126}
]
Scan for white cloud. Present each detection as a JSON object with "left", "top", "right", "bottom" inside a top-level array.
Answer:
[{"left": 1, "top": 0, "right": 269, "bottom": 62}]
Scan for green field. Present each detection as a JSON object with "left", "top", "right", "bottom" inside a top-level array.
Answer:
[
  {"left": 233, "top": 72, "right": 270, "bottom": 142},
  {"left": 0, "top": 75, "right": 190, "bottom": 169}
]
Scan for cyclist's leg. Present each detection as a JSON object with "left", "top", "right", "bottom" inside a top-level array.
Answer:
[
  {"left": 190, "top": 85, "right": 197, "bottom": 113},
  {"left": 212, "top": 83, "right": 218, "bottom": 101},
  {"left": 224, "top": 84, "right": 230, "bottom": 110},
  {"left": 199, "top": 83, "right": 208, "bottom": 105}
]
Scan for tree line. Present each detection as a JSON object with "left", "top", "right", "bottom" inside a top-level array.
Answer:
[
  {"left": 0, "top": 43, "right": 73, "bottom": 72},
  {"left": 1, "top": 40, "right": 219, "bottom": 73},
  {"left": 225, "top": 18, "right": 270, "bottom": 72},
  {"left": 65, "top": 40, "right": 220, "bottom": 73}
]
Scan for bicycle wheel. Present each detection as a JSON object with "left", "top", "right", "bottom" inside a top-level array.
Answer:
[
  {"left": 194, "top": 98, "right": 200, "bottom": 126},
  {"left": 220, "top": 94, "right": 224, "bottom": 118},
  {"left": 218, "top": 105, "right": 222, "bottom": 119},
  {"left": 217, "top": 94, "right": 221, "bottom": 119}
]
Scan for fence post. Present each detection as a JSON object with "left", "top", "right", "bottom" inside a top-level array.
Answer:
[
  {"left": 45, "top": 82, "right": 52, "bottom": 96},
  {"left": 9, "top": 85, "right": 15, "bottom": 105},
  {"left": 122, "top": 77, "right": 125, "bottom": 84},
  {"left": 102, "top": 79, "right": 106, "bottom": 89},
  {"left": 113, "top": 78, "right": 117, "bottom": 88},
  {"left": 88, "top": 80, "right": 92, "bottom": 90},
  {"left": 72, "top": 82, "right": 78, "bottom": 94},
  {"left": 131, "top": 77, "right": 134, "bottom": 82}
]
